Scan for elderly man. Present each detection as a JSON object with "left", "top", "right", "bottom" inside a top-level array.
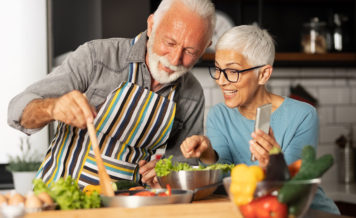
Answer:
[{"left": 8, "top": 0, "right": 215, "bottom": 188}]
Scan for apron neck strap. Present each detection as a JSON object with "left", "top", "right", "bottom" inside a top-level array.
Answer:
[
  {"left": 128, "top": 33, "right": 143, "bottom": 83},
  {"left": 167, "top": 85, "right": 177, "bottom": 100}
]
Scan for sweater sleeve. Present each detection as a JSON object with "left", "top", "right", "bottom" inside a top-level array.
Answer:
[
  {"left": 206, "top": 105, "right": 234, "bottom": 164},
  {"left": 282, "top": 106, "right": 319, "bottom": 165}
]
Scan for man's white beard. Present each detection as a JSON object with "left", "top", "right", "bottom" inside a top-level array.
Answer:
[{"left": 147, "top": 33, "right": 191, "bottom": 84}]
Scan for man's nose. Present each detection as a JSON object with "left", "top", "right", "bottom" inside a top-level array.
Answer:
[{"left": 169, "top": 46, "right": 183, "bottom": 66}]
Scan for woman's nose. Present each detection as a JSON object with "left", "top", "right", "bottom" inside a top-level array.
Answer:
[{"left": 216, "top": 72, "right": 229, "bottom": 86}]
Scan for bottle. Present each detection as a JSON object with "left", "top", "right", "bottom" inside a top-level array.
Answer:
[{"left": 333, "top": 14, "right": 343, "bottom": 52}]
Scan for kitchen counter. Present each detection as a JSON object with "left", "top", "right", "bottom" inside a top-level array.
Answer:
[
  {"left": 321, "top": 181, "right": 356, "bottom": 204},
  {"left": 24, "top": 196, "right": 351, "bottom": 218}
]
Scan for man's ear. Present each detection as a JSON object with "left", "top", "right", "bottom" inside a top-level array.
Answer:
[
  {"left": 147, "top": 14, "right": 154, "bottom": 37},
  {"left": 258, "top": 65, "right": 273, "bottom": 85}
]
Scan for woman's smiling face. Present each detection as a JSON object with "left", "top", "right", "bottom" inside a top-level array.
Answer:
[{"left": 215, "top": 49, "right": 260, "bottom": 108}]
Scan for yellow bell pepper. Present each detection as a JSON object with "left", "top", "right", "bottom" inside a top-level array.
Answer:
[
  {"left": 83, "top": 184, "right": 101, "bottom": 196},
  {"left": 230, "top": 164, "right": 265, "bottom": 206}
]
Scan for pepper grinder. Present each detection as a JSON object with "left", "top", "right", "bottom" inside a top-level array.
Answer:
[{"left": 335, "top": 127, "right": 355, "bottom": 183}]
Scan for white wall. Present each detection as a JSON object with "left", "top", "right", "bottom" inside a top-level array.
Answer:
[{"left": 0, "top": 0, "right": 49, "bottom": 163}]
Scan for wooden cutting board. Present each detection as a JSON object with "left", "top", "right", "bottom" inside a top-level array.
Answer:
[{"left": 25, "top": 201, "right": 243, "bottom": 218}]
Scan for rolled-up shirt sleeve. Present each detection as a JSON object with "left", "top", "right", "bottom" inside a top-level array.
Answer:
[{"left": 7, "top": 42, "right": 94, "bottom": 135}]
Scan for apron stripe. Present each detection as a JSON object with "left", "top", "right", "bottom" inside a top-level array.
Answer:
[
  {"left": 86, "top": 156, "right": 134, "bottom": 176},
  {"left": 132, "top": 95, "right": 160, "bottom": 147},
  {"left": 68, "top": 129, "right": 86, "bottom": 176},
  {"left": 150, "top": 102, "right": 176, "bottom": 150},
  {"left": 106, "top": 84, "right": 136, "bottom": 144},
  {"left": 134, "top": 96, "right": 162, "bottom": 148},
  {"left": 130, "top": 96, "right": 162, "bottom": 162},
  {"left": 141, "top": 98, "right": 170, "bottom": 149},
  {"left": 62, "top": 127, "right": 80, "bottom": 177},
  {"left": 115, "top": 85, "right": 142, "bottom": 143},
  {"left": 97, "top": 82, "right": 127, "bottom": 134},
  {"left": 75, "top": 136, "right": 92, "bottom": 182},
  {"left": 79, "top": 172, "right": 99, "bottom": 186},
  {"left": 99, "top": 84, "right": 133, "bottom": 155},
  {"left": 46, "top": 125, "right": 70, "bottom": 186},
  {"left": 124, "top": 90, "right": 153, "bottom": 147}
]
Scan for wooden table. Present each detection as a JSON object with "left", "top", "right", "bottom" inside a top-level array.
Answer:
[{"left": 25, "top": 195, "right": 352, "bottom": 218}]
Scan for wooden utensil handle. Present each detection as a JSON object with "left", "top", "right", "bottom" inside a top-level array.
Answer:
[{"left": 87, "top": 122, "right": 114, "bottom": 196}]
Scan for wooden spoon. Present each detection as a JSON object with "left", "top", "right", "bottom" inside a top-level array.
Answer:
[{"left": 87, "top": 121, "right": 114, "bottom": 196}]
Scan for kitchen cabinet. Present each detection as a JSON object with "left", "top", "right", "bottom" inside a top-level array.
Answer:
[{"left": 151, "top": 0, "right": 356, "bottom": 67}]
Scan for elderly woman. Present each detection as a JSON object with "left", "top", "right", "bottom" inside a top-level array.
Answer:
[{"left": 180, "top": 25, "right": 340, "bottom": 214}]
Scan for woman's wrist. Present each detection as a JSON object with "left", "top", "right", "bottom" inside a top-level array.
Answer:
[{"left": 199, "top": 148, "right": 218, "bottom": 164}]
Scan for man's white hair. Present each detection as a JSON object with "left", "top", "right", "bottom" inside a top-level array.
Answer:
[
  {"left": 216, "top": 24, "right": 275, "bottom": 67},
  {"left": 153, "top": 0, "right": 216, "bottom": 40}
]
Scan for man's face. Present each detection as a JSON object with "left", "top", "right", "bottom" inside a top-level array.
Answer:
[{"left": 146, "top": 3, "right": 210, "bottom": 84}]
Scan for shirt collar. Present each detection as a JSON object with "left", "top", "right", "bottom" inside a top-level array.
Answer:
[{"left": 126, "top": 31, "right": 147, "bottom": 63}]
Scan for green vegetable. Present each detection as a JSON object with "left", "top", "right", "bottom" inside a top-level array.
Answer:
[
  {"left": 113, "top": 180, "right": 140, "bottom": 191},
  {"left": 155, "top": 155, "right": 234, "bottom": 177},
  {"left": 33, "top": 176, "right": 101, "bottom": 210},
  {"left": 278, "top": 145, "right": 333, "bottom": 204},
  {"left": 288, "top": 197, "right": 307, "bottom": 216}
]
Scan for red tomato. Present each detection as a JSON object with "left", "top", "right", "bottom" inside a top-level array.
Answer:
[
  {"left": 157, "top": 192, "right": 168, "bottom": 196},
  {"left": 239, "top": 195, "right": 287, "bottom": 218},
  {"left": 118, "top": 192, "right": 130, "bottom": 196},
  {"left": 239, "top": 202, "right": 256, "bottom": 218},
  {"left": 257, "top": 195, "right": 287, "bottom": 218},
  {"left": 134, "top": 191, "right": 156, "bottom": 196}
]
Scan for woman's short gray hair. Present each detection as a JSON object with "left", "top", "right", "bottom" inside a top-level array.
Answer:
[
  {"left": 153, "top": 0, "right": 216, "bottom": 39},
  {"left": 216, "top": 24, "right": 275, "bottom": 66}
]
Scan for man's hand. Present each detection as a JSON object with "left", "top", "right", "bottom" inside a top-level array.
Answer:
[
  {"left": 249, "top": 128, "right": 281, "bottom": 168},
  {"left": 20, "top": 90, "right": 97, "bottom": 129},
  {"left": 138, "top": 159, "right": 161, "bottom": 188},
  {"left": 51, "top": 90, "right": 97, "bottom": 128},
  {"left": 180, "top": 135, "right": 217, "bottom": 164}
]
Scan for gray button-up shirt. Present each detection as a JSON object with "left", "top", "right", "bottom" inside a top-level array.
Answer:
[{"left": 8, "top": 31, "right": 204, "bottom": 164}]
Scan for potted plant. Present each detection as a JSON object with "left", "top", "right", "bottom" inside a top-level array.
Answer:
[{"left": 6, "top": 137, "right": 43, "bottom": 195}]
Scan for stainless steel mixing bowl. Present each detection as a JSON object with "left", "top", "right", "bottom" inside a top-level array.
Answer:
[{"left": 157, "top": 169, "right": 223, "bottom": 200}]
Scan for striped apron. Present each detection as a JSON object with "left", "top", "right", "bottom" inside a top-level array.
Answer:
[{"left": 36, "top": 33, "right": 177, "bottom": 188}]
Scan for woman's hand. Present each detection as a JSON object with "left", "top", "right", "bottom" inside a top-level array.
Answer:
[
  {"left": 249, "top": 128, "right": 281, "bottom": 168},
  {"left": 180, "top": 135, "right": 217, "bottom": 164}
]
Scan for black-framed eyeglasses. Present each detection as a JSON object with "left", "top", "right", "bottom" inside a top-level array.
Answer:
[{"left": 208, "top": 65, "right": 265, "bottom": 83}]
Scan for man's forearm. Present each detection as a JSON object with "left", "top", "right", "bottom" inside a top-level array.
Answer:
[{"left": 20, "top": 98, "right": 55, "bottom": 129}]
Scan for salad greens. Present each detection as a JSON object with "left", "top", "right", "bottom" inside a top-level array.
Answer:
[
  {"left": 33, "top": 176, "right": 101, "bottom": 210},
  {"left": 155, "top": 155, "right": 234, "bottom": 177}
]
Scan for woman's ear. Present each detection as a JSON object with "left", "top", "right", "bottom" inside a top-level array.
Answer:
[
  {"left": 258, "top": 65, "right": 273, "bottom": 85},
  {"left": 147, "top": 14, "right": 154, "bottom": 37}
]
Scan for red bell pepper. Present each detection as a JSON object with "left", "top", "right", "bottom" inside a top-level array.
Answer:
[{"left": 239, "top": 195, "right": 287, "bottom": 218}]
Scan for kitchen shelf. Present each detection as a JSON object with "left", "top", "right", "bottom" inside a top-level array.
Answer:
[{"left": 198, "top": 52, "right": 356, "bottom": 67}]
